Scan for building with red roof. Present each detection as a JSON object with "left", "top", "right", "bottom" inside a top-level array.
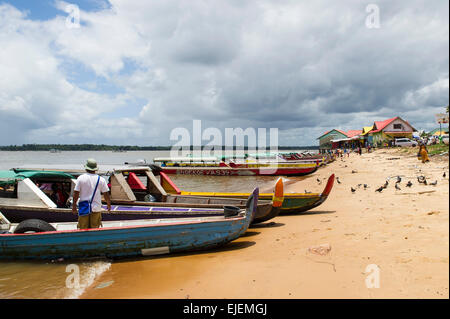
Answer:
[
  {"left": 317, "top": 116, "right": 417, "bottom": 150},
  {"left": 368, "top": 116, "right": 416, "bottom": 146}
]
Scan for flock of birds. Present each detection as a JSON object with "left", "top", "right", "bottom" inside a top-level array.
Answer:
[
  {"left": 331, "top": 172, "right": 445, "bottom": 193},
  {"left": 308, "top": 172, "right": 446, "bottom": 194}
]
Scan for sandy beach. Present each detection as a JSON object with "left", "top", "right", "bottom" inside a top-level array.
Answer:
[{"left": 81, "top": 148, "right": 449, "bottom": 299}]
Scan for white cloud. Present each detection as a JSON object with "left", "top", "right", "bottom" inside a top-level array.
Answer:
[{"left": 0, "top": 1, "right": 448, "bottom": 146}]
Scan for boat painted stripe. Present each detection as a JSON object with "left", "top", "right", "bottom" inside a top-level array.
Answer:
[
  {"left": 141, "top": 246, "right": 170, "bottom": 256},
  {"left": 1, "top": 216, "right": 245, "bottom": 237},
  {"left": 179, "top": 192, "right": 321, "bottom": 198}
]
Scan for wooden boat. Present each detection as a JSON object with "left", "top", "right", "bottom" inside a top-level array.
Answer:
[
  {"left": 1, "top": 168, "right": 279, "bottom": 224},
  {"left": 153, "top": 152, "right": 333, "bottom": 166},
  {"left": 162, "top": 173, "right": 335, "bottom": 214},
  {"left": 0, "top": 189, "right": 257, "bottom": 260},
  {"left": 153, "top": 156, "right": 324, "bottom": 169},
  {"left": 158, "top": 163, "right": 319, "bottom": 176}
]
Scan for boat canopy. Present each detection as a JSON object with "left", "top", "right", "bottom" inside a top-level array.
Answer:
[{"left": 0, "top": 170, "right": 74, "bottom": 187}]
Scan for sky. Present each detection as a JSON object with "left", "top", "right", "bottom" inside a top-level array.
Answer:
[{"left": 0, "top": 0, "right": 448, "bottom": 146}]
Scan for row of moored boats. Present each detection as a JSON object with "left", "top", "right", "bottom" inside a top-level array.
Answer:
[{"left": 0, "top": 152, "right": 335, "bottom": 260}]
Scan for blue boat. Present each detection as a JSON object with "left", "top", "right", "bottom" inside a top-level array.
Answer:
[{"left": 0, "top": 189, "right": 258, "bottom": 260}]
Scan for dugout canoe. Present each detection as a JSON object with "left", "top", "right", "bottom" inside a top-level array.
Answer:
[
  {"left": 0, "top": 189, "right": 257, "bottom": 260},
  {"left": 163, "top": 174, "right": 335, "bottom": 214},
  {"left": 1, "top": 168, "right": 279, "bottom": 224}
]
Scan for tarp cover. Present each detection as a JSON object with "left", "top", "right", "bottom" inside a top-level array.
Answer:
[{"left": 0, "top": 170, "right": 74, "bottom": 186}]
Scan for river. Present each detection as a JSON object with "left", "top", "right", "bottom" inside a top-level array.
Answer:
[{"left": 0, "top": 149, "right": 314, "bottom": 298}]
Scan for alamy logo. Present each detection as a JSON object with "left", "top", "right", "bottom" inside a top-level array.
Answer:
[
  {"left": 169, "top": 120, "right": 279, "bottom": 159},
  {"left": 65, "top": 4, "right": 80, "bottom": 29},
  {"left": 65, "top": 264, "right": 80, "bottom": 289},
  {"left": 365, "top": 264, "right": 380, "bottom": 288},
  {"left": 365, "top": 4, "right": 381, "bottom": 29}
]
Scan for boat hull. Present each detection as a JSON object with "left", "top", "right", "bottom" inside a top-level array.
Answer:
[
  {"left": 0, "top": 191, "right": 258, "bottom": 260},
  {"left": 0, "top": 202, "right": 275, "bottom": 225},
  {"left": 177, "top": 174, "right": 335, "bottom": 214},
  {"left": 160, "top": 166, "right": 318, "bottom": 176}
]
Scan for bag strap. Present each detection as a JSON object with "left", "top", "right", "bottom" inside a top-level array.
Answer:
[{"left": 89, "top": 176, "right": 100, "bottom": 205}]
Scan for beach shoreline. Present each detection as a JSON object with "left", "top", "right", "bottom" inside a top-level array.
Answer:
[{"left": 80, "top": 148, "right": 449, "bottom": 299}]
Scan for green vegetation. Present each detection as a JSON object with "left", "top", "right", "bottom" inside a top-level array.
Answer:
[
  {"left": 427, "top": 143, "right": 449, "bottom": 156},
  {"left": 0, "top": 144, "right": 170, "bottom": 151}
]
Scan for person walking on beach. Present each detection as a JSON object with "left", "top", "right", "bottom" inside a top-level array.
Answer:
[
  {"left": 72, "top": 159, "right": 111, "bottom": 229},
  {"left": 417, "top": 142, "right": 430, "bottom": 163}
]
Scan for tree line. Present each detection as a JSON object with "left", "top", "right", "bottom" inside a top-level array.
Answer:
[{"left": 0, "top": 144, "right": 318, "bottom": 151}]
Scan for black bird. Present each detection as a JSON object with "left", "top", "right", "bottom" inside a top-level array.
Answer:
[
  {"left": 429, "top": 180, "right": 437, "bottom": 186},
  {"left": 375, "top": 186, "right": 383, "bottom": 192},
  {"left": 397, "top": 176, "right": 402, "bottom": 183},
  {"left": 316, "top": 178, "right": 322, "bottom": 184},
  {"left": 382, "top": 180, "right": 389, "bottom": 189},
  {"left": 406, "top": 181, "right": 413, "bottom": 187},
  {"left": 351, "top": 187, "right": 356, "bottom": 193},
  {"left": 364, "top": 184, "right": 368, "bottom": 189},
  {"left": 417, "top": 176, "right": 427, "bottom": 184},
  {"left": 395, "top": 183, "right": 401, "bottom": 190},
  {"left": 443, "top": 172, "right": 446, "bottom": 178},
  {"left": 336, "top": 177, "right": 341, "bottom": 184}
]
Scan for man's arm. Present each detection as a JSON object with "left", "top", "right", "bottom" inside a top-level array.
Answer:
[
  {"left": 72, "top": 190, "right": 80, "bottom": 214},
  {"left": 103, "top": 192, "right": 111, "bottom": 212}
]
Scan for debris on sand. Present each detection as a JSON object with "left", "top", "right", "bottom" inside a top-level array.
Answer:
[{"left": 308, "top": 244, "right": 332, "bottom": 256}]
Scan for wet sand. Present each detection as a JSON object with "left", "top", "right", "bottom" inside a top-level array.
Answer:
[{"left": 81, "top": 149, "right": 449, "bottom": 299}]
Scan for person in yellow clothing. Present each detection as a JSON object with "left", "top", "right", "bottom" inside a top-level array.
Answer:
[{"left": 417, "top": 142, "right": 430, "bottom": 163}]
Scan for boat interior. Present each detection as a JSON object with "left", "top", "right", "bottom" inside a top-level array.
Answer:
[{"left": 0, "top": 167, "right": 269, "bottom": 210}]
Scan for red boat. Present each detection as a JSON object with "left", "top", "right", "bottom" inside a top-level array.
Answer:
[{"left": 160, "top": 163, "right": 319, "bottom": 176}]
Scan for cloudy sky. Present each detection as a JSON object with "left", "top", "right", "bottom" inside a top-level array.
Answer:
[{"left": 0, "top": 0, "right": 448, "bottom": 146}]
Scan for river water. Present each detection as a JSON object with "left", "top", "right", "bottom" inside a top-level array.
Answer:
[{"left": 0, "top": 150, "right": 314, "bottom": 299}]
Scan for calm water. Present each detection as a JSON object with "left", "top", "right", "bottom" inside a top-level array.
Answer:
[{"left": 0, "top": 150, "right": 314, "bottom": 299}]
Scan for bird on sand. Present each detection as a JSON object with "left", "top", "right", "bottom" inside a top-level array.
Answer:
[
  {"left": 382, "top": 180, "right": 389, "bottom": 189},
  {"left": 375, "top": 186, "right": 383, "bottom": 192},
  {"left": 406, "top": 181, "right": 413, "bottom": 187},
  {"left": 396, "top": 176, "right": 402, "bottom": 183},
  {"left": 443, "top": 172, "right": 446, "bottom": 178},
  {"left": 351, "top": 187, "right": 356, "bottom": 193},
  {"left": 316, "top": 178, "right": 322, "bottom": 184},
  {"left": 336, "top": 177, "right": 341, "bottom": 184},
  {"left": 364, "top": 184, "right": 368, "bottom": 189},
  {"left": 429, "top": 180, "right": 437, "bottom": 186},
  {"left": 395, "top": 183, "right": 401, "bottom": 190}
]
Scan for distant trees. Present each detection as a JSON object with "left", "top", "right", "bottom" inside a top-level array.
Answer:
[
  {"left": 0, "top": 144, "right": 319, "bottom": 151},
  {"left": 0, "top": 144, "right": 171, "bottom": 151}
]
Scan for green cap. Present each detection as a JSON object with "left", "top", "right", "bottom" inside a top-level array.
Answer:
[{"left": 84, "top": 158, "right": 98, "bottom": 171}]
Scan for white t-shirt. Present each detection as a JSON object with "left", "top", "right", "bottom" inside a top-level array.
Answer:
[{"left": 74, "top": 173, "right": 109, "bottom": 212}]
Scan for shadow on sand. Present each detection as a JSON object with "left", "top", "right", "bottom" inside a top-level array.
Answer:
[
  {"left": 239, "top": 231, "right": 261, "bottom": 238},
  {"left": 278, "top": 210, "right": 336, "bottom": 217},
  {"left": 111, "top": 240, "right": 257, "bottom": 264},
  {"left": 249, "top": 222, "right": 285, "bottom": 229}
]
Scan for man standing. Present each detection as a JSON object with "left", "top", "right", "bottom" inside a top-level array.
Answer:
[{"left": 72, "top": 159, "right": 111, "bottom": 229}]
